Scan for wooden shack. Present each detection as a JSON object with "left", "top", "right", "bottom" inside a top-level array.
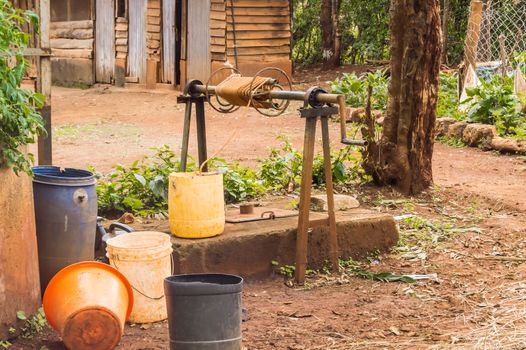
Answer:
[{"left": 49, "top": 0, "right": 292, "bottom": 89}]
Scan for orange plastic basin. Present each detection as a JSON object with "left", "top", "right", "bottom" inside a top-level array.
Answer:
[{"left": 43, "top": 261, "right": 134, "bottom": 350}]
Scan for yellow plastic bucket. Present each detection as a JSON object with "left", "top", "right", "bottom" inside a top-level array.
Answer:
[
  {"left": 169, "top": 172, "right": 225, "bottom": 238},
  {"left": 106, "top": 231, "right": 173, "bottom": 324}
]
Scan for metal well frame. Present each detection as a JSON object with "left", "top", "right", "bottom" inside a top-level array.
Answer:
[{"left": 177, "top": 79, "right": 366, "bottom": 284}]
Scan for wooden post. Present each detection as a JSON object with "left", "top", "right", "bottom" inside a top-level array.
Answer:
[
  {"left": 37, "top": 0, "right": 53, "bottom": 165},
  {"left": 321, "top": 117, "right": 339, "bottom": 271},
  {"left": 464, "top": 0, "right": 483, "bottom": 71},
  {"left": 294, "top": 117, "right": 317, "bottom": 285}
]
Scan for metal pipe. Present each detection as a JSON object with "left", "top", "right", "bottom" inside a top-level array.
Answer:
[
  {"left": 191, "top": 82, "right": 367, "bottom": 147},
  {"left": 192, "top": 84, "right": 341, "bottom": 104}
]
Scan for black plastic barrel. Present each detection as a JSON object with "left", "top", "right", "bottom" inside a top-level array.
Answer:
[
  {"left": 32, "top": 166, "right": 97, "bottom": 293},
  {"left": 164, "top": 274, "right": 244, "bottom": 350}
]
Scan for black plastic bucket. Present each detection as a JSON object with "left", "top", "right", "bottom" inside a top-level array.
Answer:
[
  {"left": 32, "top": 166, "right": 97, "bottom": 294},
  {"left": 164, "top": 274, "right": 243, "bottom": 350}
]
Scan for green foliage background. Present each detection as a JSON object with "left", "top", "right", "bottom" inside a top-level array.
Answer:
[
  {"left": 0, "top": 0, "right": 45, "bottom": 174},
  {"left": 292, "top": 0, "right": 470, "bottom": 66}
]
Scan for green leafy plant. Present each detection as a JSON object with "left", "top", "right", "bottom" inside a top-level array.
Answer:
[
  {"left": 462, "top": 75, "right": 526, "bottom": 138},
  {"left": 435, "top": 135, "right": 466, "bottom": 148},
  {"left": 209, "top": 158, "right": 266, "bottom": 203},
  {"left": 0, "top": 0, "right": 45, "bottom": 174},
  {"left": 437, "top": 73, "right": 463, "bottom": 120},
  {"left": 95, "top": 146, "right": 267, "bottom": 216},
  {"left": 16, "top": 308, "right": 48, "bottom": 339},
  {"left": 398, "top": 215, "right": 480, "bottom": 247},
  {"left": 329, "top": 70, "right": 389, "bottom": 111},
  {"left": 272, "top": 261, "right": 296, "bottom": 278},
  {"left": 258, "top": 139, "right": 303, "bottom": 192},
  {"left": 339, "top": 257, "right": 415, "bottom": 283},
  {"left": 259, "top": 139, "right": 369, "bottom": 194},
  {"left": 96, "top": 140, "right": 370, "bottom": 217},
  {"left": 93, "top": 145, "right": 184, "bottom": 217}
]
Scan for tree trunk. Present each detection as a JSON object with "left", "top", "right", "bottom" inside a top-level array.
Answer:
[
  {"left": 365, "top": 0, "right": 442, "bottom": 195},
  {"left": 320, "top": 0, "right": 341, "bottom": 67}
]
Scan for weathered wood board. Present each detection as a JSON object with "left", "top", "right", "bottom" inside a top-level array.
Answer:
[
  {"left": 187, "top": 0, "right": 211, "bottom": 82},
  {"left": 95, "top": 0, "right": 115, "bottom": 83},
  {"left": 128, "top": 0, "right": 148, "bottom": 82},
  {"left": 162, "top": 0, "right": 176, "bottom": 83}
]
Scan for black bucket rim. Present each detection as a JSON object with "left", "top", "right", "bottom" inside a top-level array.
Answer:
[
  {"left": 164, "top": 273, "right": 243, "bottom": 296},
  {"left": 32, "top": 166, "right": 96, "bottom": 186}
]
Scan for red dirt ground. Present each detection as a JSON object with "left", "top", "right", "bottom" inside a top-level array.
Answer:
[{"left": 12, "top": 69, "right": 526, "bottom": 349}]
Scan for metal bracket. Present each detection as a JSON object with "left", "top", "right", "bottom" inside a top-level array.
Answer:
[{"left": 299, "top": 106, "right": 339, "bottom": 118}]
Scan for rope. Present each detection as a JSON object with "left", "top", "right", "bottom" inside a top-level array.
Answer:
[
  {"left": 214, "top": 75, "right": 277, "bottom": 109},
  {"left": 197, "top": 75, "right": 267, "bottom": 173},
  {"left": 196, "top": 68, "right": 292, "bottom": 173}
]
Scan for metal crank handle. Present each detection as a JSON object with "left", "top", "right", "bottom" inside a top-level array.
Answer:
[{"left": 341, "top": 138, "right": 369, "bottom": 146}]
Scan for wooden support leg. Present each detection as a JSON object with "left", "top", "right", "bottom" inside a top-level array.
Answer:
[
  {"left": 321, "top": 117, "right": 339, "bottom": 272},
  {"left": 195, "top": 98, "right": 208, "bottom": 172},
  {"left": 180, "top": 100, "right": 192, "bottom": 172},
  {"left": 295, "top": 116, "right": 317, "bottom": 285}
]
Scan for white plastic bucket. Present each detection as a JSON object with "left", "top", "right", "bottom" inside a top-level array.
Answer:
[{"left": 106, "top": 231, "right": 173, "bottom": 323}]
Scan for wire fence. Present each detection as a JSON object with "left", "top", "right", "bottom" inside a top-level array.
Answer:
[{"left": 475, "top": 0, "right": 526, "bottom": 64}]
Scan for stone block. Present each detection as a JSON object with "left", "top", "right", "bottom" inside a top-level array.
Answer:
[
  {"left": 462, "top": 123, "right": 496, "bottom": 148},
  {"left": 165, "top": 209, "right": 399, "bottom": 279},
  {"left": 435, "top": 117, "right": 458, "bottom": 136},
  {"left": 447, "top": 121, "right": 468, "bottom": 139},
  {"left": 311, "top": 194, "right": 360, "bottom": 212},
  {"left": 490, "top": 137, "right": 525, "bottom": 154}
]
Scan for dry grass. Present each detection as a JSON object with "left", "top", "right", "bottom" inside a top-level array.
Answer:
[{"left": 455, "top": 282, "right": 526, "bottom": 349}]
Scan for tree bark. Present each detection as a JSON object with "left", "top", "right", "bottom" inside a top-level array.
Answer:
[
  {"left": 365, "top": 0, "right": 442, "bottom": 195},
  {"left": 320, "top": 0, "right": 341, "bottom": 67}
]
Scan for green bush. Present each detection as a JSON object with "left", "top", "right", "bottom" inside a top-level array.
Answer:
[
  {"left": 0, "top": 0, "right": 45, "bottom": 174},
  {"left": 329, "top": 70, "right": 388, "bottom": 111},
  {"left": 462, "top": 75, "right": 526, "bottom": 138},
  {"left": 92, "top": 145, "right": 183, "bottom": 216},
  {"left": 209, "top": 158, "right": 266, "bottom": 203},
  {"left": 437, "top": 73, "right": 463, "bottom": 120},
  {"left": 259, "top": 139, "right": 369, "bottom": 193},
  {"left": 95, "top": 141, "right": 370, "bottom": 217}
]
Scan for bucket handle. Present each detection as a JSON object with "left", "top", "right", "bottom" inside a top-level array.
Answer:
[{"left": 110, "top": 254, "right": 175, "bottom": 301}]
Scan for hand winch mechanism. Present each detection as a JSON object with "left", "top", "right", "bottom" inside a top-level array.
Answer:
[
  {"left": 184, "top": 67, "right": 368, "bottom": 147},
  {"left": 178, "top": 67, "right": 367, "bottom": 285}
]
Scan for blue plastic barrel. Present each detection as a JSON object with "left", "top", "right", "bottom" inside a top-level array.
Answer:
[{"left": 32, "top": 166, "right": 97, "bottom": 293}]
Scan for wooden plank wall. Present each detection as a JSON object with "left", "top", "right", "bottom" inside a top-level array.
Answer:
[
  {"left": 12, "top": 0, "right": 42, "bottom": 77},
  {"left": 186, "top": 0, "right": 210, "bottom": 82},
  {"left": 161, "top": 0, "right": 176, "bottom": 83},
  {"left": 225, "top": 0, "right": 291, "bottom": 64},
  {"left": 210, "top": 0, "right": 226, "bottom": 62},
  {"left": 95, "top": 0, "right": 115, "bottom": 83},
  {"left": 50, "top": 21, "right": 94, "bottom": 59},
  {"left": 147, "top": 0, "right": 161, "bottom": 61},
  {"left": 128, "top": 0, "right": 147, "bottom": 81},
  {"left": 115, "top": 18, "right": 129, "bottom": 62}
]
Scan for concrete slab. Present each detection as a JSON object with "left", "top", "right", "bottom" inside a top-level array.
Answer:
[{"left": 142, "top": 208, "right": 399, "bottom": 280}]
